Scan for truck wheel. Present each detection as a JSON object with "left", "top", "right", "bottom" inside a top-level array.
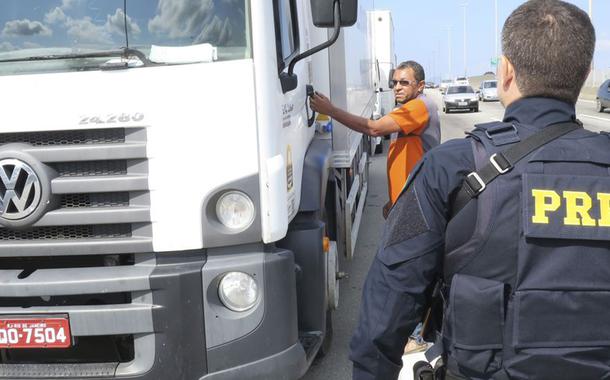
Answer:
[
  {"left": 327, "top": 240, "right": 339, "bottom": 311},
  {"left": 316, "top": 239, "right": 338, "bottom": 359}
]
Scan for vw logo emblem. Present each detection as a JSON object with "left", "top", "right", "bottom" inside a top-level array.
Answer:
[{"left": 0, "top": 159, "right": 42, "bottom": 220}]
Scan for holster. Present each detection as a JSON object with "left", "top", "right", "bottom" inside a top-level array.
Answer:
[
  {"left": 421, "top": 279, "right": 445, "bottom": 342},
  {"left": 413, "top": 358, "right": 446, "bottom": 380}
]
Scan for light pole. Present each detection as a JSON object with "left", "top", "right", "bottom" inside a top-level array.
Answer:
[
  {"left": 431, "top": 50, "right": 436, "bottom": 84},
  {"left": 436, "top": 37, "right": 443, "bottom": 85},
  {"left": 495, "top": 0, "right": 498, "bottom": 64},
  {"left": 447, "top": 27, "right": 452, "bottom": 80},
  {"left": 461, "top": 3, "right": 468, "bottom": 77}
]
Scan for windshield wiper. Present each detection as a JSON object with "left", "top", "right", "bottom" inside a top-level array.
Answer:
[{"left": 0, "top": 47, "right": 155, "bottom": 66}]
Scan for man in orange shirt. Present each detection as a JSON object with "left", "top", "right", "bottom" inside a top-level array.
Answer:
[{"left": 310, "top": 61, "right": 440, "bottom": 216}]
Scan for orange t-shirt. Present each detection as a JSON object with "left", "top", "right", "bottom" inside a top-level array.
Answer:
[{"left": 386, "top": 98, "right": 430, "bottom": 204}]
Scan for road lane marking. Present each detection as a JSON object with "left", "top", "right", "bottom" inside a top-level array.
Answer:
[{"left": 578, "top": 114, "right": 610, "bottom": 122}]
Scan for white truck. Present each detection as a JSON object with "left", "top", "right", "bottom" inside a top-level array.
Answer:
[{"left": 0, "top": 0, "right": 380, "bottom": 379}]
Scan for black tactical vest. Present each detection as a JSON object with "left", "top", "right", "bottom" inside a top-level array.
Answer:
[{"left": 441, "top": 122, "right": 610, "bottom": 380}]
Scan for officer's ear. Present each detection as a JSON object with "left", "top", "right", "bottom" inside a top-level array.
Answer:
[{"left": 499, "top": 55, "right": 514, "bottom": 92}]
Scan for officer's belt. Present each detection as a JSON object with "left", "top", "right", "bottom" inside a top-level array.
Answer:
[{"left": 451, "top": 121, "right": 582, "bottom": 216}]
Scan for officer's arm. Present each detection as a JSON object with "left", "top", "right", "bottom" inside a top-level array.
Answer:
[{"left": 350, "top": 154, "right": 455, "bottom": 380}]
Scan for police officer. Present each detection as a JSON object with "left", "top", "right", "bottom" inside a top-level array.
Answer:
[{"left": 350, "top": 1, "right": 609, "bottom": 379}]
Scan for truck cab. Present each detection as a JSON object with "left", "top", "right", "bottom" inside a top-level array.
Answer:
[{"left": 0, "top": 1, "right": 378, "bottom": 379}]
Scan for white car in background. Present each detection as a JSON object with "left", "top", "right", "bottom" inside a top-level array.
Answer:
[
  {"left": 443, "top": 85, "right": 479, "bottom": 113},
  {"left": 479, "top": 80, "right": 499, "bottom": 101},
  {"left": 439, "top": 79, "right": 453, "bottom": 94},
  {"left": 454, "top": 76, "right": 469, "bottom": 85}
]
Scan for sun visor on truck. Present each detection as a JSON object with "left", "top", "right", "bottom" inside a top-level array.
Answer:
[
  {"left": 149, "top": 43, "right": 218, "bottom": 64},
  {"left": 310, "top": 0, "right": 358, "bottom": 27}
]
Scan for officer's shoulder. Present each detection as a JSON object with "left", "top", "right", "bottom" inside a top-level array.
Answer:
[
  {"left": 425, "top": 137, "right": 473, "bottom": 163},
  {"left": 538, "top": 127, "right": 610, "bottom": 161}
]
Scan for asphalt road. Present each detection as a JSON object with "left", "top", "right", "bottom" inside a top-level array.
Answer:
[{"left": 301, "top": 90, "right": 610, "bottom": 380}]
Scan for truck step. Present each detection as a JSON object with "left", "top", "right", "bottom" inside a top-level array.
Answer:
[{"left": 299, "top": 331, "right": 323, "bottom": 362}]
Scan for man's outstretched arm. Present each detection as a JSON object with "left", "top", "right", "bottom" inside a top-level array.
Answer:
[{"left": 309, "top": 92, "right": 400, "bottom": 137}]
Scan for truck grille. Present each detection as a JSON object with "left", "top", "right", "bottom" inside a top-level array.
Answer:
[
  {"left": 0, "top": 225, "right": 131, "bottom": 241},
  {"left": 60, "top": 192, "right": 130, "bottom": 208},
  {"left": 0, "top": 127, "right": 155, "bottom": 377},
  {"left": 0, "top": 127, "right": 151, "bottom": 256},
  {"left": 51, "top": 160, "right": 127, "bottom": 177},
  {"left": 0, "top": 128, "right": 125, "bottom": 146}
]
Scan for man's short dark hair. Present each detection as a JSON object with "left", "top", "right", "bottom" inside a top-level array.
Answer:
[
  {"left": 397, "top": 61, "right": 425, "bottom": 83},
  {"left": 502, "top": 0, "right": 595, "bottom": 104}
]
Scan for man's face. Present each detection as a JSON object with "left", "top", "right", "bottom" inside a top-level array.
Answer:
[{"left": 392, "top": 68, "right": 423, "bottom": 104}]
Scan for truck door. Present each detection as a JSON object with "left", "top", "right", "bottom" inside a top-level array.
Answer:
[{"left": 273, "top": 0, "right": 313, "bottom": 221}]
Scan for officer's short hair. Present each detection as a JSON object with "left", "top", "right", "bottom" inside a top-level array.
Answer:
[
  {"left": 397, "top": 61, "right": 425, "bottom": 83},
  {"left": 502, "top": 0, "right": 595, "bottom": 104}
]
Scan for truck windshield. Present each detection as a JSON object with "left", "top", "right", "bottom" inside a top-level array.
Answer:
[{"left": 0, "top": 0, "right": 251, "bottom": 76}]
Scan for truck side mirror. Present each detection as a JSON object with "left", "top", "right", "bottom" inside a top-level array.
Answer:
[
  {"left": 282, "top": 0, "right": 358, "bottom": 93},
  {"left": 310, "top": 0, "right": 358, "bottom": 27}
]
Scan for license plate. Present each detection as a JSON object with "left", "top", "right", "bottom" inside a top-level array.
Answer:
[
  {"left": 458, "top": 101, "right": 468, "bottom": 106},
  {"left": 0, "top": 315, "right": 71, "bottom": 348}
]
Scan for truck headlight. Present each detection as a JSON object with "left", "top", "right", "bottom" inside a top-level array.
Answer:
[
  {"left": 218, "top": 271, "right": 259, "bottom": 312},
  {"left": 216, "top": 191, "right": 255, "bottom": 231}
]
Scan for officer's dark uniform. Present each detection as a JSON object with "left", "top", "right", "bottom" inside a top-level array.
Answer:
[{"left": 350, "top": 96, "right": 610, "bottom": 380}]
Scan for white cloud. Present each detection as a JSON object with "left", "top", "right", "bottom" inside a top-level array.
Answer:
[
  {"left": 106, "top": 8, "right": 141, "bottom": 36},
  {"left": 148, "top": 0, "right": 235, "bottom": 44},
  {"left": 2, "top": 19, "right": 52, "bottom": 37},
  {"left": 44, "top": 7, "right": 140, "bottom": 46},
  {"left": 45, "top": 7, "right": 67, "bottom": 24},
  {"left": 199, "top": 16, "right": 232, "bottom": 45},
  {"left": 0, "top": 42, "right": 15, "bottom": 51},
  {"left": 61, "top": 0, "right": 81, "bottom": 10},
  {"left": 65, "top": 17, "right": 112, "bottom": 44},
  {"left": 148, "top": 0, "right": 214, "bottom": 39},
  {"left": 23, "top": 42, "right": 42, "bottom": 49}
]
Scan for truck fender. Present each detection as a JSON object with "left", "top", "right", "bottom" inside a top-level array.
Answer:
[{"left": 298, "top": 136, "right": 332, "bottom": 213}]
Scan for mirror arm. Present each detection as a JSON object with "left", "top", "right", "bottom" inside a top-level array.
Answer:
[{"left": 288, "top": 0, "right": 341, "bottom": 76}]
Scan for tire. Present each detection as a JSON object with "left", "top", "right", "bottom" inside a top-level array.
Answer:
[
  {"left": 443, "top": 107, "right": 448, "bottom": 113},
  {"left": 474, "top": 106, "right": 479, "bottom": 112},
  {"left": 597, "top": 99, "right": 605, "bottom": 113}
]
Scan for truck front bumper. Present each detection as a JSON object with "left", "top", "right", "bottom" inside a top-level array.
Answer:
[
  {"left": 0, "top": 246, "right": 305, "bottom": 380},
  {"left": 201, "top": 342, "right": 306, "bottom": 380}
]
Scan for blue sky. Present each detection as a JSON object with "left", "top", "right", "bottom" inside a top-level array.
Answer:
[{"left": 374, "top": 0, "right": 610, "bottom": 83}]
